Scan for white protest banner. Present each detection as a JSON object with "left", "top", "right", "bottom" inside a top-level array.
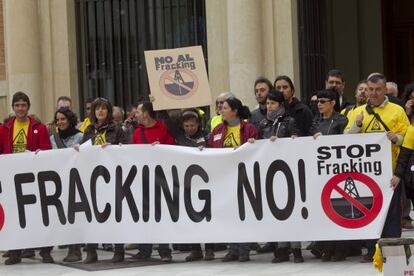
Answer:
[
  {"left": 144, "top": 46, "right": 211, "bottom": 110},
  {"left": 0, "top": 133, "right": 392, "bottom": 250}
]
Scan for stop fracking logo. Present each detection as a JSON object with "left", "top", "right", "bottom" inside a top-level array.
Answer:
[{"left": 321, "top": 172, "right": 383, "bottom": 229}]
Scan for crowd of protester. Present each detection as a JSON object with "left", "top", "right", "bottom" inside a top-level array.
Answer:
[{"left": 1, "top": 69, "right": 414, "bottom": 267}]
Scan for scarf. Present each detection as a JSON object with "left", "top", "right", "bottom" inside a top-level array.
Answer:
[
  {"left": 227, "top": 118, "right": 240, "bottom": 127},
  {"left": 58, "top": 127, "right": 80, "bottom": 140},
  {"left": 94, "top": 121, "right": 110, "bottom": 133},
  {"left": 267, "top": 107, "right": 286, "bottom": 122}
]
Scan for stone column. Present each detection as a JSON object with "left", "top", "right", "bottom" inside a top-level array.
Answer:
[
  {"left": 274, "top": 0, "right": 300, "bottom": 91},
  {"left": 3, "top": 0, "right": 78, "bottom": 122},
  {"left": 206, "top": 0, "right": 263, "bottom": 109},
  {"left": 0, "top": 0, "right": 7, "bottom": 120},
  {"left": 205, "top": 0, "right": 231, "bottom": 112},
  {"left": 206, "top": 0, "right": 301, "bottom": 112},
  {"left": 38, "top": 0, "right": 79, "bottom": 120},
  {"left": 263, "top": 0, "right": 301, "bottom": 96},
  {"left": 226, "top": 0, "right": 263, "bottom": 109}
]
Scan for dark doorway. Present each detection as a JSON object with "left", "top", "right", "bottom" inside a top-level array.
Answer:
[
  {"left": 75, "top": 0, "right": 207, "bottom": 118},
  {"left": 382, "top": 0, "right": 414, "bottom": 96},
  {"left": 297, "top": 0, "right": 329, "bottom": 103}
]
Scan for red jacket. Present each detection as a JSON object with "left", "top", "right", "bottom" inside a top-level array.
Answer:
[
  {"left": 132, "top": 120, "right": 176, "bottom": 145},
  {"left": 0, "top": 124, "right": 3, "bottom": 154},
  {"left": 1, "top": 116, "right": 52, "bottom": 154},
  {"left": 208, "top": 120, "right": 258, "bottom": 148}
]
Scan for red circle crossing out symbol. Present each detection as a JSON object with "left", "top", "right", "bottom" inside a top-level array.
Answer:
[
  {"left": 0, "top": 204, "right": 4, "bottom": 231},
  {"left": 159, "top": 69, "right": 199, "bottom": 100},
  {"left": 321, "top": 172, "right": 383, "bottom": 229}
]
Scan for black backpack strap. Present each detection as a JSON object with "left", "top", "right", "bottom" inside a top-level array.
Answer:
[
  {"left": 53, "top": 133, "right": 66, "bottom": 148},
  {"left": 365, "top": 104, "right": 390, "bottom": 131},
  {"left": 343, "top": 105, "right": 354, "bottom": 118},
  {"left": 373, "top": 112, "right": 390, "bottom": 132},
  {"left": 140, "top": 128, "right": 148, "bottom": 144}
]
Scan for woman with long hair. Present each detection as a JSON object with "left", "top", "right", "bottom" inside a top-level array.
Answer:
[
  {"left": 208, "top": 96, "right": 258, "bottom": 262},
  {"left": 82, "top": 98, "right": 127, "bottom": 264}
]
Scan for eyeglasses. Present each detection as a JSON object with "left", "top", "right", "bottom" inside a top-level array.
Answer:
[
  {"left": 216, "top": 101, "right": 224, "bottom": 105},
  {"left": 317, "top": 99, "right": 332, "bottom": 104}
]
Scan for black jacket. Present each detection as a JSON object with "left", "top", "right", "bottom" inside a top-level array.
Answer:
[
  {"left": 82, "top": 121, "right": 128, "bottom": 145},
  {"left": 257, "top": 109, "right": 298, "bottom": 139},
  {"left": 388, "top": 95, "right": 404, "bottom": 108},
  {"left": 250, "top": 106, "right": 267, "bottom": 130},
  {"left": 176, "top": 130, "right": 209, "bottom": 147},
  {"left": 394, "top": 146, "right": 414, "bottom": 189},
  {"left": 395, "top": 147, "right": 412, "bottom": 179},
  {"left": 284, "top": 98, "right": 313, "bottom": 136},
  {"left": 309, "top": 112, "right": 348, "bottom": 135},
  {"left": 338, "top": 94, "right": 353, "bottom": 111}
]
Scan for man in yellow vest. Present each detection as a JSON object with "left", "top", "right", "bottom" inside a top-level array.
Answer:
[{"left": 345, "top": 73, "right": 409, "bottom": 261}]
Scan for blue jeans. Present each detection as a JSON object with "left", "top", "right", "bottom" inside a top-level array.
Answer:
[
  {"left": 138, "top": 244, "right": 171, "bottom": 257},
  {"left": 382, "top": 184, "right": 402, "bottom": 238},
  {"left": 228, "top": 243, "right": 250, "bottom": 257},
  {"left": 278, "top": 242, "right": 301, "bottom": 249}
]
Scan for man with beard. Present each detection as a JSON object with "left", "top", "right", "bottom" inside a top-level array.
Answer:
[
  {"left": 250, "top": 77, "right": 273, "bottom": 130},
  {"left": 274, "top": 75, "right": 313, "bottom": 136}
]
